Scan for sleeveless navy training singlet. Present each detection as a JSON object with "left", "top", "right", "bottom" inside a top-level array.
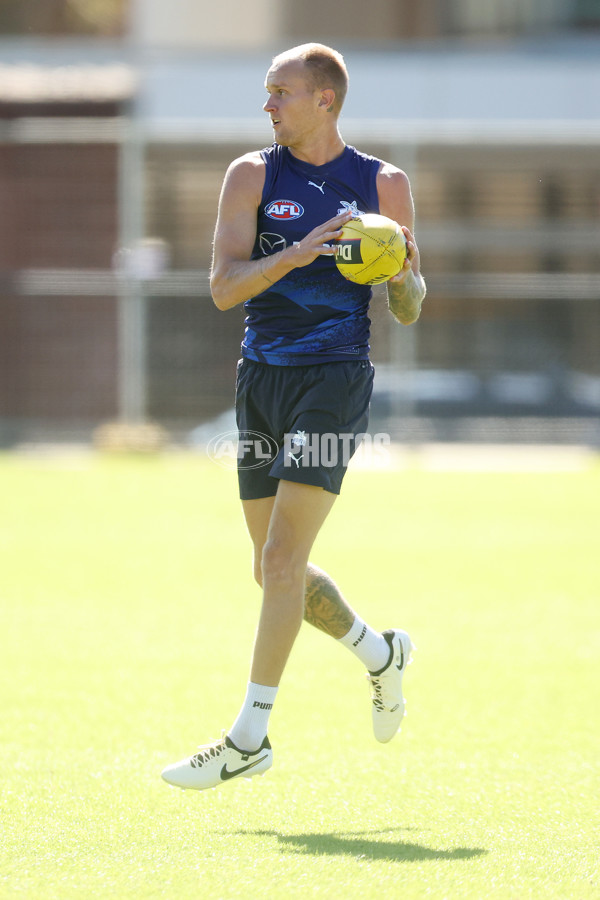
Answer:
[{"left": 241, "top": 143, "right": 382, "bottom": 365}]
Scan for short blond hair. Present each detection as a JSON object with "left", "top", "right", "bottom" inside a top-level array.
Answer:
[{"left": 272, "top": 43, "right": 349, "bottom": 114}]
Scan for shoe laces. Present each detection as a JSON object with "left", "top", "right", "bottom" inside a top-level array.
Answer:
[
  {"left": 366, "top": 643, "right": 414, "bottom": 711},
  {"left": 367, "top": 674, "right": 386, "bottom": 711},
  {"left": 190, "top": 735, "right": 227, "bottom": 769}
]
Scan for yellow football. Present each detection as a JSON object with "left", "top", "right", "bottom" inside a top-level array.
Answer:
[{"left": 335, "top": 213, "right": 407, "bottom": 284}]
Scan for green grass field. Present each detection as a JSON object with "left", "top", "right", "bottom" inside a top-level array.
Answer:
[{"left": 1, "top": 450, "right": 599, "bottom": 899}]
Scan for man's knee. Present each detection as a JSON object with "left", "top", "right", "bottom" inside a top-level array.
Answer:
[{"left": 261, "top": 538, "right": 306, "bottom": 591}]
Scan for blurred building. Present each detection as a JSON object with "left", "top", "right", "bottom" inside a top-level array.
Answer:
[
  {"left": 130, "top": 0, "right": 596, "bottom": 45},
  {"left": 0, "top": 0, "right": 599, "bottom": 444}
]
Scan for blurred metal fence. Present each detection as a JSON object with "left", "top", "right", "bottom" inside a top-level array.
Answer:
[{"left": 1, "top": 115, "right": 599, "bottom": 446}]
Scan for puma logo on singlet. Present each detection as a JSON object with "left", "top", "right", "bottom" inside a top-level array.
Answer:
[{"left": 308, "top": 180, "right": 326, "bottom": 194}]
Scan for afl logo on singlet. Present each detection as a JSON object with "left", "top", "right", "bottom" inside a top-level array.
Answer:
[{"left": 265, "top": 200, "right": 304, "bottom": 220}]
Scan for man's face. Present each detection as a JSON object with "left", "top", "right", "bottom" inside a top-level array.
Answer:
[{"left": 263, "top": 59, "right": 322, "bottom": 148}]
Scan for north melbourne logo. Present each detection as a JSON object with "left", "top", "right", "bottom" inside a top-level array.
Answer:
[
  {"left": 265, "top": 200, "right": 304, "bottom": 220},
  {"left": 337, "top": 200, "right": 364, "bottom": 217},
  {"left": 287, "top": 429, "right": 307, "bottom": 468}
]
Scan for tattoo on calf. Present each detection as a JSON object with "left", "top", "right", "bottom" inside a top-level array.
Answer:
[{"left": 304, "top": 566, "right": 355, "bottom": 638}]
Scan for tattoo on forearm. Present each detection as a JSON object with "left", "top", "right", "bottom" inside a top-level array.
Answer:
[
  {"left": 388, "top": 272, "right": 426, "bottom": 323},
  {"left": 304, "top": 564, "right": 355, "bottom": 638}
]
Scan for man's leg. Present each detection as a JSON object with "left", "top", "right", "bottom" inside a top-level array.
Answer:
[
  {"left": 224, "top": 480, "right": 336, "bottom": 755},
  {"left": 248, "top": 480, "right": 338, "bottom": 685},
  {"left": 240, "top": 491, "right": 413, "bottom": 745},
  {"left": 161, "top": 479, "right": 334, "bottom": 792},
  {"left": 242, "top": 499, "right": 390, "bottom": 670},
  {"left": 161, "top": 480, "right": 410, "bottom": 790},
  {"left": 243, "top": 498, "right": 364, "bottom": 637}
]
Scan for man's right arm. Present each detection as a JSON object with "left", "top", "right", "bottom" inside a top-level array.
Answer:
[{"left": 210, "top": 153, "right": 352, "bottom": 311}]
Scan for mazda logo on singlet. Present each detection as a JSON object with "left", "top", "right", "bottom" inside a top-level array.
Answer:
[
  {"left": 259, "top": 233, "right": 287, "bottom": 255},
  {"left": 265, "top": 200, "right": 304, "bottom": 220}
]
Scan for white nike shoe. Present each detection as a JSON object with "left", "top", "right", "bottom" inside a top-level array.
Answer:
[
  {"left": 161, "top": 734, "right": 272, "bottom": 790},
  {"left": 367, "top": 629, "right": 414, "bottom": 743}
]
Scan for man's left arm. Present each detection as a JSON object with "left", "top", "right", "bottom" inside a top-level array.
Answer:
[{"left": 377, "top": 163, "right": 426, "bottom": 325}]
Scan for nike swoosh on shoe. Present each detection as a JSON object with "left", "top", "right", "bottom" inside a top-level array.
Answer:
[{"left": 220, "top": 755, "right": 268, "bottom": 781}]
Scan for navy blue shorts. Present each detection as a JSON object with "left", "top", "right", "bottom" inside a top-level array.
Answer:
[{"left": 235, "top": 358, "right": 374, "bottom": 500}]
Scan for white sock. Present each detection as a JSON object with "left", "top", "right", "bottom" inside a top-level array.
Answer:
[
  {"left": 337, "top": 616, "right": 391, "bottom": 673},
  {"left": 228, "top": 682, "right": 279, "bottom": 752}
]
